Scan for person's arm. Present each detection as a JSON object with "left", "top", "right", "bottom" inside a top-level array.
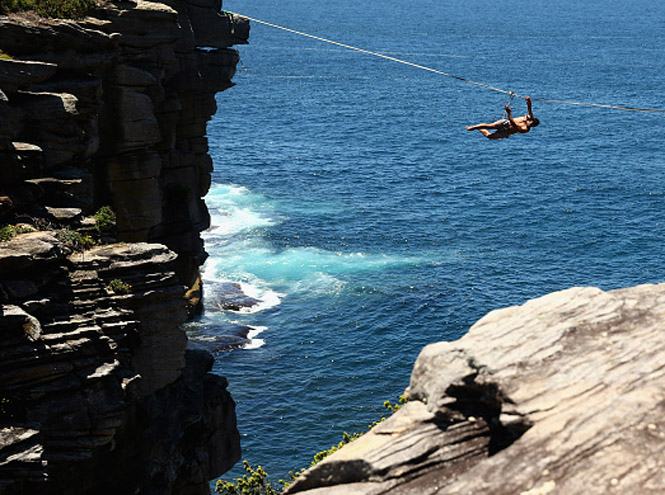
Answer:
[
  {"left": 526, "top": 96, "right": 534, "bottom": 119},
  {"left": 505, "top": 105, "right": 518, "bottom": 127}
]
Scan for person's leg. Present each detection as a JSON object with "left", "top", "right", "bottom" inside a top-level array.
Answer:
[
  {"left": 466, "top": 119, "right": 505, "bottom": 131},
  {"left": 485, "top": 130, "right": 506, "bottom": 139}
]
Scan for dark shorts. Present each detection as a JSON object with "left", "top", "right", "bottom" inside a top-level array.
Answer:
[{"left": 494, "top": 119, "right": 512, "bottom": 137}]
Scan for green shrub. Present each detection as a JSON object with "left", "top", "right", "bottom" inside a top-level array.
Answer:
[
  {"left": 56, "top": 229, "right": 95, "bottom": 251},
  {"left": 382, "top": 395, "right": 407, "bottom": 415},
  {"left": 301, "top": 397, "right": 406, "bottom": 471},
  {"left": 307, "top": 430, "right": 363, "bottom": 468},
  {"left": 0, "top": 49, "right": 12, "bottom": 60},
  {"left": 108, "top": 278, "right": 131, "bottom": 294},
  {"left": 0, "top": 0, "right": 96, "bottom": 18},
  {"left": 0, "top": 225, "right": 16, "bottom": 242},
  {"left": 94, "top": 205, "right": 116, "bottom": 233},
  {"left": 216, "top": 461, "right": 280, "bottom": 495}
]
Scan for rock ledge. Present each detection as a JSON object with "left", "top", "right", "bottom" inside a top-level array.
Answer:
[{"left": 287, "top": 284, "right": 665, "bottom": 495}]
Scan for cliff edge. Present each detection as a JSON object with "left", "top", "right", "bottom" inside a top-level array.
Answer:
[
  {"left": 0, "top": 0, "right": 249, "bottom": 309},
  {"left": 0, "top": 2, "right": 248, "bottom": 494},
  {"left": 286, "top": 284, "right": 665, "bottom": 495}
]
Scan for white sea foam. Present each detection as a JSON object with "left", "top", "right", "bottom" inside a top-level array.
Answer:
[
  {"left": 236, "top": 281, "right": 283, "bottom": 313},
  {"left": 291, "top": 272, "right": 347, "bottom": 296},
  {"left": 207, "top": 207, "right": 275, "bottom": 237},
  {"left": 204, "top": 183, "right": 279, "bottom": 239},
  {"left": 244, "top": 326, "right": 267, "bottom": 350},
  {"left": 199, "top": 182, "right": 433, "bottom": 353},
  {"left": 204, "top": 240, "right": 427, "bottom": 300},
  {"left": 200, "top": 257, "right": 283, "bottom": 315},
  {"left": 189, "top": 334, "right": 217, "bottom": 343}
]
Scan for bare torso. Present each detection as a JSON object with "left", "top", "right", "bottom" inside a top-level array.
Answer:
[{"left": 507, "top": 115, "right": 532, "bottom": 134}]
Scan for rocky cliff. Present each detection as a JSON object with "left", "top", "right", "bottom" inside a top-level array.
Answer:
[
  {"left": 0, "top": 2, "right": 248, "bottom": 493},
  {"left": 0, "top": 0, "right": 248, "bottom": 303},
  {"left": 286, "top": 284, "right": 665, "bottom": 495}
]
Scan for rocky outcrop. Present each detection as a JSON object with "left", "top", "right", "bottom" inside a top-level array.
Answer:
[
  {"left": 0, "top": 1, "right": 248, "bottom": 296},
  {"left": 287, "top": 284, "right": 665, "bottom": 495},
  {"left": 0, "top": 2, "right": 248, "bottom": 493},
  {"left": 0, "top": 233, "right": 240, "bottom": 494}
]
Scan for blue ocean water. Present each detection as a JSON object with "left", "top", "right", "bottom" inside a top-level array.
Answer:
[{"left": 194, "top": 0, "right": 665, "bottom": 483}]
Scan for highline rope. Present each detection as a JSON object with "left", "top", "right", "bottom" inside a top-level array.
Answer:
[{"left": 236, "top": 15, "right": 665, "bottom": 114}]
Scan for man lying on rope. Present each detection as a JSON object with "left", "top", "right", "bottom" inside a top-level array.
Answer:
[{"left": 467, "top": 96, "right": 540, "bottom": 139}]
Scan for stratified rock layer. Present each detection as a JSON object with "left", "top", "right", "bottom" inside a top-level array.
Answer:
[
  {"left": 286, "top": 284, "right": 665, "bottom": 495},
  {"left": 0, "top": 234, "right": 240, "bottom": 494},
  {"left": 0, "top": 1, "right": 247, "bottom": 493},
  {"left": 0, "top": 2, "right": 248, "bottom": 296}
]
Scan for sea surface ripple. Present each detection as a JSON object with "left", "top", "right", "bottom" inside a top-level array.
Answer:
[{"left": 191, "top": 0, "right": 665, "bottom": 481}]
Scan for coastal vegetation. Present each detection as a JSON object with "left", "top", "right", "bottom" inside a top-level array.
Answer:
[
  {"left": 216, "top": 397, "right": 407, "bottom": 495},
  {"left": 0, "top": 223, "right": 35, "bottom": 241},
  {"left": 108, "top": 278, "right": 132, "bottom": 294},
  {"left": 55, "top": 228, "right": 95, "bottom": 251},
  {"left": 1, "top": 206, "right": 115, "bottom": 251},
  {"left": 0, "top": 224, "right": 17, "bottom": 241},
  {"left": 216, "top": 462, "right": 279, "bottom": 495},
  {"left": 0, "top": 0, "right": 97, "bottom": 18},
  {"left": 93, "top": 205, "right": 116, "bottom": 233}
]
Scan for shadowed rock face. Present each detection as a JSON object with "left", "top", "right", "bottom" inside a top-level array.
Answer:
[
  {"left": 0, "top": 2, "right": 248, "bottom": 493},
  {"left": 0, "top": 235, "right": 240, "bottom": 494},
  {"left": 0, "top": 2, "right": 249, "bottom": 299},
  {"left": 286, "top": 284, "right": 665, "bottom": 495}
]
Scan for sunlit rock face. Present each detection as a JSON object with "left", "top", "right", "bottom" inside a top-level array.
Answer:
[
  {"left": 286, "top": 284, "right": 665, "bottom": 495},
  {"left": 0, "top": 235, "right": 240, "bottom": 494}
]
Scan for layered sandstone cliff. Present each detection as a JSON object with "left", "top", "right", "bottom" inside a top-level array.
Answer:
[
  {"left": 0, "top": 236, "right": 240, "bottom": 494},
  {"left": 0, "top": 2, "right": 248, "bottom": 493},
  {"left": 286, "top": 284, "right": 665, "bottom": 495},
  {"left": 0, "top": 0, "right": 248, "bottom": 301}
]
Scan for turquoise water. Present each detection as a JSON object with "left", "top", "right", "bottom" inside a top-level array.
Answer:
[{"left": 195, "top": 0, "right": 665, "bottom": 482}]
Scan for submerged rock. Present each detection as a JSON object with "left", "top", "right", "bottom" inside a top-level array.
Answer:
[
  {"left": 286, "top": 284, "right": 665, "bottom": 495},
  {"left": 189, "top": 322, "right": 253, "bottom": 352},
  {"left": 212, "top": 281, "right": 261, "bottom": 312}
]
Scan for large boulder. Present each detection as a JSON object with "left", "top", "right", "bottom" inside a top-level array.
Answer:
[{"left": 287, "top": 284, "right": 665, "bottom": 495}]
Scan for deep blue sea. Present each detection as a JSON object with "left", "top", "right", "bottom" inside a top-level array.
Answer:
[{"left": 191, "top": 0, "right": 665, "bottom": 484}]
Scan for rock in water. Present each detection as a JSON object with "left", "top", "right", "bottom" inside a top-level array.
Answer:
[
  {"left": 286, "top": 284, "right": 665, "bottom": 495},
  {"left": 190, "top": 322, "right": 253, "bottom": 352},
  {"left": 212, "top": 281, "right": 261, "bottom": 312}
]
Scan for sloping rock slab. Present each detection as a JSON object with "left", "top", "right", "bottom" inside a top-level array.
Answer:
[
  {"left": 0, "top": 59, "right": 56, "bottom": 94},
  {"left": 75, "top": 242, "right": 177, "bottom": 271},
  {"left": 0, "top": 231, "right": 61, "bottom": 273},
  {"left": 287, "top": 284, "right": 665, "bottom": 495}
]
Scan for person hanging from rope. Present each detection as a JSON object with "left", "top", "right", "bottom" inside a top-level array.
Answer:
[{"left": 466, "top": 96, "right": 540, "bottom": 139}]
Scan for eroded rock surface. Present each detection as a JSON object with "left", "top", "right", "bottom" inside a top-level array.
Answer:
[
  {"left": 0, "top": 234, "right": 240, "bottom": 494},
  {"left": 0, "top": 1, "right": 248, "bottom": 492},
  {"left": 0, "top": 1, "right": 249, "bottom": 293},
  {"left": 287, "top": 284, "right": 665, "bottom": 495}
]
